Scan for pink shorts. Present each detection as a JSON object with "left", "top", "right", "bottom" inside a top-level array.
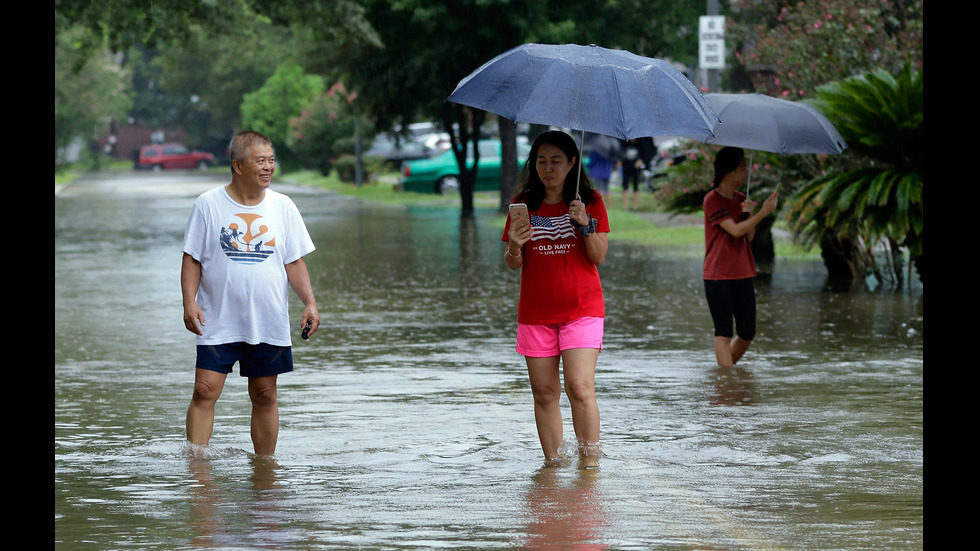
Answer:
[{"left": 516, "top": 317, "right": 604, "bottom": 357}]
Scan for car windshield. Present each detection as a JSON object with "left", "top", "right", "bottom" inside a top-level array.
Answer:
[
  {"left": 449, "top": 141, "right": 531, "bottom": 161},
  {"left": 372, "top": 134, "right": 426, "bottom": 151}
]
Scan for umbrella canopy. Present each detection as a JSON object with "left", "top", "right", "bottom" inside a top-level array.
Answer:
[
  {"left": 703, "top": 93, "right": 847, "bottom": 155},
  {"left": 447, "top": 43, "right": 719, "bottom": 142},
  {"left": 583, "top": 133, "right": 622, "bottom": 160}
]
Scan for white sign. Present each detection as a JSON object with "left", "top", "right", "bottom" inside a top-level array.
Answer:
[{"left": 699, "top": 15, "right": 726, "bottom": 70}]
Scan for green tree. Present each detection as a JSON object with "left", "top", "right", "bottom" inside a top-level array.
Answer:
[
  {"left": 728, "top": 0, "right": 922, "bottom": 98},
  {"left": 55, "top": 24, "right": 133, "bottom": 171},
  {"left": 240, "top": 63, "right": 325, "bottom": 170},
  {"left": 785, "top": 64, "right": 923, "bottom": 288},
  {"left": 152, "top": 23, "right": 297, "bottom": 144},
  {"left": 291, "top": 82, "right": 372, "bottom": 179},
  {"left": 55, "top": 0, "right": 378, "bottom": 57}
]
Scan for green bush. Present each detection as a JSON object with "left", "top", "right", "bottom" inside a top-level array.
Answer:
[{"left": 334, "top": 154, "right": 358, "bottom": 183}]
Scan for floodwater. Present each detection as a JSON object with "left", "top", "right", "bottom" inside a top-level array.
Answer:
[{"left": 55, "top": 171, "right": 923, "bottom": 550}]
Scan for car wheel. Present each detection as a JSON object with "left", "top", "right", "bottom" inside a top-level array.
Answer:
[
  {"left": 197, "top": 160, "right": 210, "bottom": 170},
  {"left": 436, "top": 175, "right": 460, "bottom": 195},
  {"left": 152, "top": 164, "right": 163, "bottom": 172}
]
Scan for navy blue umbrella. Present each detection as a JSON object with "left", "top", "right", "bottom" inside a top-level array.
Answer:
[
  {"left": 447, "top": 43, "right": 719, "bottom": 142},
  {"left": 447, "top": 43, "right": 719, "bottom": 195}
]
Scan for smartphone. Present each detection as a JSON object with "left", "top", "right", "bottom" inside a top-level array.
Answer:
[{"left": 509, "top": 203, "right": 529, "bottom": 230}]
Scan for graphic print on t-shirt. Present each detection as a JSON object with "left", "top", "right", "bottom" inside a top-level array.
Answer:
[
  {"left": 530, "top": 214, "right": 577, "bottom": 241},
  {"left": 218, "top": 212, "right": 276, "bottom": 264}
]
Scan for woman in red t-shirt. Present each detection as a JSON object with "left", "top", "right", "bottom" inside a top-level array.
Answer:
[
  {"left": 702, "top": 147, "right": 779, "bottom": 369},
  {"left": 502, "top": 130, "right": 610, "bottom": 468}
]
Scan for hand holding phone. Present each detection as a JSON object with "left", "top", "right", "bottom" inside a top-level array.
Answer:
[{"left": 509, "top": 203, "right": 529, "bottom": 230}]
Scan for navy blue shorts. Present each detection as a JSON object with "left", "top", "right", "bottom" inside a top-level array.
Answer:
[
  {"left": 196, "top": 343, "right": 293, "bottom": 378},
  {"left": 704, "top": 278, "right": 757, "bottom": 340}
]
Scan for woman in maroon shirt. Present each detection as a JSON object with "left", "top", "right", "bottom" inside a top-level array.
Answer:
[{"left": 702, "top": 147, "right": 779, "bottom": 368}]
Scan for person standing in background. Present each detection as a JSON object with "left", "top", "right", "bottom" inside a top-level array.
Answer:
[
  {"left": 619, "top": 137, "right": 656, "bottom": 210},
  {"left": 702, "top": 146, "right": 778, "bottom": 369}
]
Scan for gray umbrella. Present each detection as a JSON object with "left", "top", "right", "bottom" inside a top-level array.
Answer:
[
  {"left": 703, "top": 93, "right": 847, "bottom": 155},
  {"left": 701, "top": 93, "right": 847, "bottom": 193}
]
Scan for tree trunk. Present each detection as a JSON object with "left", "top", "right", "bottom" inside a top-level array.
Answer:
[
  {"left": 750, "top": 217, "right": 776, "bottom": 276},
  {"left": 819, "top": 234, "right": 867, "bottom": 291},
  {"left": 498, "top": 118, "right": 518, "bottom": 214},
  {"left": 442, "top": 104, "right": 484, "bottom": 218},
  {"left": 887, "top": 237, "right": 905, "bottom": 289}
]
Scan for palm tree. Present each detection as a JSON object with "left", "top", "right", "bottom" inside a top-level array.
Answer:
[{"left": 785, "top": 63, "right": 923, "bottom": 288}]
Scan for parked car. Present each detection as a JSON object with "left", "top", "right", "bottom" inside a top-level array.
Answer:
[
  {"left": 648, "top": 137, "right": 700, "bottom": 190},
  {"left": 136, "top": 143, "right": 215, "bottom": 171},
  {"left": 403, "top": 122, "right": 451, "bottom": 152},
  {"left": 400, "top": 139, "right": 532, "bottom": 194},
  {"left": 365, "top": 133, "right": 435, "bottom": 168},
  {"left": 415, "top": 132, "right": 452, "bottom": 152}
]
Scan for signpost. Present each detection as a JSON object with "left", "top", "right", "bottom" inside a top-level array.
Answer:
[{"left": 699, "top": 15, "right": 726, "bottom": 70}]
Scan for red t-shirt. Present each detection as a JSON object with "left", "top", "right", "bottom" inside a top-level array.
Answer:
[
  {"left": 502, "top": 191, "right": 610, "bottom": 324},
  {"left": 703, "top": 189, "right": 756, "bottom": 280}
]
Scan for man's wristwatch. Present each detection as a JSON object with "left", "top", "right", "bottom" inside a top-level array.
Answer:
[{"left": 578, "top": 217, "right": 598, "bottom": 237}]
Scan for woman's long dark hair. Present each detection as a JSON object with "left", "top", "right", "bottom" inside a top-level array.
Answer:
[
  {"left": 712, "top": 146, "right": 745, "bottom": 189},
  {"left": 513, "top": 130, "right": 597, "bottom": 210}
]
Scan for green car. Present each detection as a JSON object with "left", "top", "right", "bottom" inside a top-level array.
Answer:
[{"left": 400, "top": 139, "right": 532, "bottom": 194}]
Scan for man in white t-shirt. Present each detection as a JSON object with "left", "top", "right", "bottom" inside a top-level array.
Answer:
[{"left": 181, "top": 130, "right": 320, "bottom": 456}]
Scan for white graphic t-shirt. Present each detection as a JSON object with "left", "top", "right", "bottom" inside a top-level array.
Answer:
[{"left": 182, "top": 186, "right": 315, "bottom": 346}]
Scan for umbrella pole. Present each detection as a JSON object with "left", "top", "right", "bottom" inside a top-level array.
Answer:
[
  {"left": 575, "top": 129, "right": 584, "bottom": 198},
  {"left": 746, "top": 151, "right": 753, "bottom": 196}
]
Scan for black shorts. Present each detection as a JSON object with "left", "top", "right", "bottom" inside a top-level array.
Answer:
[
  {"left": 196, "top": 343, "right": 293, "bottom": 378},
  {"left": 703, "top": 278, "right": 756, "bottom": 340},
  {"left": 622, "top": 170, "right": 641, "bottom": 192}
]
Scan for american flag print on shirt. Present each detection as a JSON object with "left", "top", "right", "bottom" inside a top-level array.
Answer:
[{"left": 530, "top": 214, "right": 577, "bottom": 241}]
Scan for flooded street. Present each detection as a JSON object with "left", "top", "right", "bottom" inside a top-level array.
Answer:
[{"left": 55, "top": 171, "right": 923, "bottom": 550}]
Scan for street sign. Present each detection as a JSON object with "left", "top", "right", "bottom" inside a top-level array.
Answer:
[{"left": 699, "top": 15, "right": 726, "bottom": 70}]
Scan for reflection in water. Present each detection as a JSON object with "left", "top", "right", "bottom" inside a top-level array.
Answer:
[
  {"left": 705, "top": 366, "right": 756, "bottom": 406},
  {"left": 187, "top": 453, "right": 288, "bottom": 549},
  {"left": 188, "top": 456, "right": 219, "bottom": 549},
  {"left": 521, "top": 466, "right": 608, "bottom": 550},
  {"left": 247, "top": 456, "right": 290, "bottom": 548}
]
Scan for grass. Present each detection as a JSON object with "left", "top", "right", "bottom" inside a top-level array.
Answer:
[
  {"left": 282, "top": 169, "right": 819, "bottom": 259},
  {"left": 283, "top": 169, "right": 493, "bottom": 208}
]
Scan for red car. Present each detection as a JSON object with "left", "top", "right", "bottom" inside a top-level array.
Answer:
[{"left": 136, "top": 143, "right": 215, "bottom": 171}]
